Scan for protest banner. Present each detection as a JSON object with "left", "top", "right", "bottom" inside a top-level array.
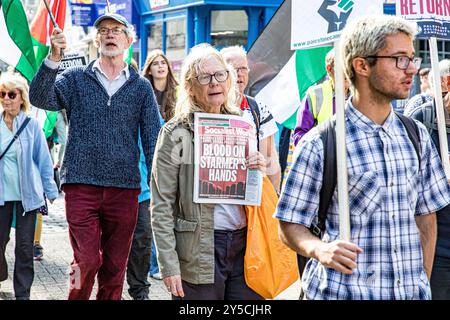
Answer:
[
  {"left": 291, "top": 0, "right": 384, "bottom": 50},
  {"left": 58, "top": 52, "right": 87, "bottom": 74},
  {"left": 397, "top": 0, "right": 450, "bottom": 39},
  {"left": 397, "top": 1, "right": 450, "bottom": 180},
  {"left": 193, "top": 113, "right": 262, "bottom": 205}
]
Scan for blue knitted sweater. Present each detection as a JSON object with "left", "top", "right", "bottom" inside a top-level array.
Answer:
[{"left": 29, "top": 61, "right": 161, "bottom": 189}]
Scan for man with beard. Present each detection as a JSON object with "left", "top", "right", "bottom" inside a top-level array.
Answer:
[
  {"left": 275, "top": 15, "right": 450, "bottom": 300},
  {"left": 29, "top": 13, "right": 161, "bottom": 300}
]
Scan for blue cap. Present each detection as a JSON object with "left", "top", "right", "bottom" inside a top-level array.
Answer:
[{"left": 94, "top": 13, "right": 130, "bottom": 28}]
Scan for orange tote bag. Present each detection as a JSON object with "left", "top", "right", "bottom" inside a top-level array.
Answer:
[{"left": 244, "top": 176, "right": 299, "bottom": 299}]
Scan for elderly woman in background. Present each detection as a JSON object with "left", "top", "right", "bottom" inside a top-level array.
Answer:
[
  {"left": 143, "top": 49, "right": 179, "bottom": 122},
  {"left": 151, "top": 44, "right": 266, "bottom": 300},
  {"left": 0, "top": 72, "right": 58, "bottom": 300}
]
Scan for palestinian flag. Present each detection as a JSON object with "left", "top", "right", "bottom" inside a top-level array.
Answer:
[
  {"left": 0, "top": 0, "right": 37, "bottom": 81},
  {"left": 247, "top": 0, "right": 331, "bottom": 188},
  {"left": 255, "top": 47, "right": 332, "bottom": 130},
  {"left": 29, "top": 0, "right": 66, "bottom": 132},
  {"left": 30, "top": 0, "right": 67, "bottom": 67},
  {"left": 247, "top": 0, "right": 331, "bottom": 130}
]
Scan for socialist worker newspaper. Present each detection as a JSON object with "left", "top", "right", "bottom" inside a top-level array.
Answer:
[{"left": 193, "top": 113, "right": 263, "bottom": 205}]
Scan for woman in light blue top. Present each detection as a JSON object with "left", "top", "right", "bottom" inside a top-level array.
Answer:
[{"left": 0, "top": 71, "right": 58, "bottom": 300}]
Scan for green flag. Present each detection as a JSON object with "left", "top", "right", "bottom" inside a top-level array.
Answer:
[
  {"left": 124, "top": 44, "right": 133, "bottom": 64},
  {"left": 0, "top": 0, "right": 37, "bottom": 81},
  {"left": 255, "top": 47, "right": 331, "bottom": 130}
]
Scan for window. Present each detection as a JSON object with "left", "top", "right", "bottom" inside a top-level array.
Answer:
[
  {"left": 147, "top": 22, "right": 163, "bottom": 52},
  {"left": 210, "top": 10, "right": 248, "bottom": 49},
  {"left": 165, "top": 18, "right": 186, "bottom": 78},
  {"left": 417, "top": 39, "right": 450, "bottom": 67}
]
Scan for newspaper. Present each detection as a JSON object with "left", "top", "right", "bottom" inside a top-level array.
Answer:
[{"left": 193, "top": 113, "right": 263, "bottom": 205}]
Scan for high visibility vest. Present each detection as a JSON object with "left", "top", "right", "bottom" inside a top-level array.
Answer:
[{"left": 307, "top": 79, "right": 334, "bottom": 125}]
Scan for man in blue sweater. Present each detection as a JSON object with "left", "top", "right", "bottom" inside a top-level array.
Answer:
[{"left": 29, "top": 13, "right": 161, "bottom": 300}]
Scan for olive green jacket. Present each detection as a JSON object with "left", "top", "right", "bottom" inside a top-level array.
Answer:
[{"left": 150, "top": 115, "right": 216, "bottom": 284}]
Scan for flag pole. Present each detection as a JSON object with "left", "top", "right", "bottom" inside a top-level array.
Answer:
[
  {"left": 42, "top": 0, "right": 64, "bottom": 57},
  {"left": 429, "top": 37, "right": 450, "bottom": 182},
  {"left": 334, "top": 39, "right": 350, "bottom": 241},
  {"left": 106, "top": 0, "right": 111, "bottom": 13}
]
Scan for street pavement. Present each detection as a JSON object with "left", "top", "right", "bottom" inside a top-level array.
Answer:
[{"left": 0, "top": 194, "right": 300, "bottom": 300}]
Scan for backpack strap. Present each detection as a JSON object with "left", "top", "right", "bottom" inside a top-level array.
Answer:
[
  {"left": 301, "top": 118, "right": 337, "bottom": 238},
  {"left": 396, "top": 112, "right": 421, "bottom": 170},
  {"left": 298, "top": 118, "right": 337, "bottom": 278},
  {"left": 0, "top": 117, "right": 31, "bottom": 161},
  {"left": 316, "top": 118, "right": 337, "bottom": 235},
  {"left": 246, "top": 95, "right": 261, "bottom": 151}
]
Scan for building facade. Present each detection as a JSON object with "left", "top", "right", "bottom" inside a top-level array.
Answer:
[{"left": 133, "top": 0, "right": 282, "bottom": 73}]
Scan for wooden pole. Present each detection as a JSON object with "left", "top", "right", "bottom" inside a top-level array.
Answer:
[
  {"left": 429, "top": 37, "right": 450, "bottom": 181},
  {"left": 42, "top": 0, "right": 64, "bottom": 57},
  {"left": 334, "top": 40, "right": 351, "bottom": 241}
]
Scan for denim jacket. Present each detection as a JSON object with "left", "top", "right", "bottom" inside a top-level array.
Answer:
[{"left": 0, "top": 111, "right": 58, "bottom": 213}]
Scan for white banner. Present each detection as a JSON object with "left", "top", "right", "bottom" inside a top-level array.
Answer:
[
  {"left": 150, "top": 0, "right": 169, "bottom": 10},
  {"left": 396, "top": 0, "right": 450, "bottom": 39},
  {"left": 291, "top": 0, "right": 384, "bottom": 50},
  {"left": 58, "top": 53, "right": 87, "bottom": 74}
]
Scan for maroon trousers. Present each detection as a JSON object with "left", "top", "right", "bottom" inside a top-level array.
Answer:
[{"left": 63, "top": 184, "right": 140, "bottom": 300}]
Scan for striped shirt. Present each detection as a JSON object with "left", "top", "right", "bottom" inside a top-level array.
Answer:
[{"left": 275, "top": 100, "right": 450, "bottom": 300}]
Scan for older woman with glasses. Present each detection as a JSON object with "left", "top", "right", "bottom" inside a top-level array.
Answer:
[
  {"left": 150, "top": 44, "right": 266, "bottom": 300},
  {"left": 0, "top": 71, "right": 58, "bottom": 300}
]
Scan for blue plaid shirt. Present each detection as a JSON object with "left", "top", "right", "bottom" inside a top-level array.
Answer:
[{"left": 275, "top": 100, "right": 450, "bottom": 300}]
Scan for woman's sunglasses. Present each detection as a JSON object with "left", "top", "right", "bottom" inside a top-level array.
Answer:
[{"left": 0, "top": 91, "right": 18, "bottom": 99}]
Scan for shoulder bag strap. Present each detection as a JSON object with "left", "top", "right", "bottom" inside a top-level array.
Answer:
[
  {"left": 0, "top": 117, "right": 31, "bottom": 161},
  {"left": 396, "top": 112, "right": 421, "bottom": 170}
]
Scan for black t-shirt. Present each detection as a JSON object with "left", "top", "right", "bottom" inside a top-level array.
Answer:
[{"left": 154, "top": 89, "right": 164, "bottom": 107}]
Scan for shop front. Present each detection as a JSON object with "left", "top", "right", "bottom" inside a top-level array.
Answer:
[{"left": 134, "top": 0, "right": 282, "bottom": 74}]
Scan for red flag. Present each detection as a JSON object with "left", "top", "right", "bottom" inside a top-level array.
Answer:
[{"left": 30, "top": 0, "right": 67, "bottom": 66}]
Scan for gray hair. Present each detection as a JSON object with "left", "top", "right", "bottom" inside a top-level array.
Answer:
[
  {"left": 428, "top": 59, "right": 450, "bottom": 89},
  {"left": 340, "top": 15, "right": 417, "bottom": 86},
  {"left": 220, "top": 45, "right": 248, "bottom": 61},
  {"left": 175, "top": 43, "right": 240, "bottom": 119}
]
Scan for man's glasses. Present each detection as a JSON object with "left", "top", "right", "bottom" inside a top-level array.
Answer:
[
  {"left": 0, "top": 91, "right": 18, "bottom": 100},
  {"left": 196, "top": 71, "right": 229, "bottom": 85},
  {"left": 98, "top": 27, "right": 126, "bottom": 35},
  {"left": 235, "top": 66, "right": 250, "bottom": 74},
  {"left": 364, "top": 55, "right": 422, "bottom": 70}
]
